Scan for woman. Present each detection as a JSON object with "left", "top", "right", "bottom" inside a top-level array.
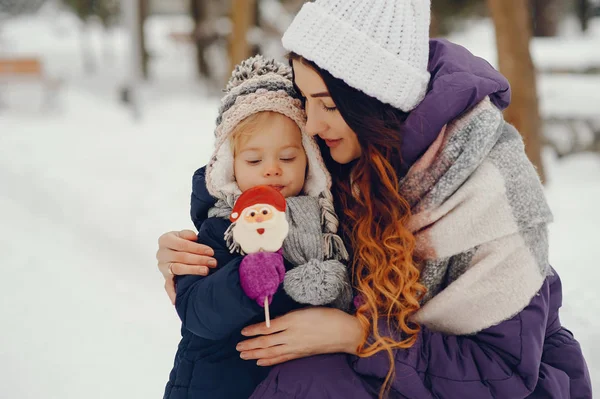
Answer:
[{"left": 156, "top": 1, "right": 592, "bottom": 398}]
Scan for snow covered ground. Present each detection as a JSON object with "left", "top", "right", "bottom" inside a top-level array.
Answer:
[{"left": 1, "top": 7, "right": 599, "bottom": 399}]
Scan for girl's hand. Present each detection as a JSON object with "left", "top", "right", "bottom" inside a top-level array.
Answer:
[
  {"left": 156, "top": 230, "right": 217, "bottom": 304},
  {"left": 236, "top": 307, "right": 363, "bottom": 367}
]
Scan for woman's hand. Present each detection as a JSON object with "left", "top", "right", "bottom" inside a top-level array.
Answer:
[
  {"left": 156, "top": 230, "right": 217, "bottom": 304},
  {"left": 236, "top": 307, "right": 363, "bottom": 367}
]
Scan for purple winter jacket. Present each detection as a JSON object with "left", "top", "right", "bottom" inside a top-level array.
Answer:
[{"left": 248, "top": 39, "right": 592, "bottom": 399}]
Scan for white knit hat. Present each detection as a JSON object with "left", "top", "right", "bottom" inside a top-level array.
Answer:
[{"left": 282, "top": 0, "right": 431, "bottom": 112}]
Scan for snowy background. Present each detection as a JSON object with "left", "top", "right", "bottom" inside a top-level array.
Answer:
[{"left": 1, "top": 5, "right": 599, "bottom": 399}]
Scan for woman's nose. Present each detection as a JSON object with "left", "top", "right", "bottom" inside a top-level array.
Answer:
[{"left": 305, "top": 106, "right": 326, "bottom": 137}]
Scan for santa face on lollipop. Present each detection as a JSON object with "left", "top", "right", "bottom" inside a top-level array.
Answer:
[{"left": 230, "top": 186, "right": 289, "bottom": 254}]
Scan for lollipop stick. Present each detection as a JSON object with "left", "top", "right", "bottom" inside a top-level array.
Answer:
[{"left": 264, "top": 297, "right": 271, "bottom": 328}]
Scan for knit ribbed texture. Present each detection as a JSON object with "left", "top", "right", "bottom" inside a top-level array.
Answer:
[
  {"left": 282, "top": 0, "right": 432, "bottom": 112},
  {"left": 282, "top": 197, "right": 352, "bottom": 310}
]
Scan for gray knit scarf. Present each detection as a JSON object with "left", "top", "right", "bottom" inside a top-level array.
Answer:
[
  {"left": 398, "top": 97, "right": 554, "bottom": 335},
  {"left": 209, "top": 195, "right": 353, "bottom": 311}
]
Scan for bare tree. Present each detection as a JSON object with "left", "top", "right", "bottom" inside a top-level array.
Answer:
[
  {"left": 488, "top": 0, "right": 546, "bottom": 182},
  {"left": 190, "top": 0, "right": 210, "bottom": 78},
  {"left": 0, "top": 0, "right": 47, "bottom": 15},
  {"left": 229, "top": 0, "right": 256, "bottom": 73},
  {"left": 430, "top": 7, "right": 441, "bottom": 37},
  {"left": 138, "top": 0, "right": 149, "bottom": 80},
  {"left": 430, "top": 0, "right": 487, "bottom": 36},
  {"left": 530, "top": 0, "right": 562, "bottom": 37},
  {"left": 64, "top": 0, "right": 121, "bottom": 74},
  {"left": 576, "top": 0, "right": 592, "bottom": 33}
]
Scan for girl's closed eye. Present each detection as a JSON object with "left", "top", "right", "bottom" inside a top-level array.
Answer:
[
  {"left": 246, "top": 159, "right": 261, "bottom": 165},
  {"left": 280, "top": 148, "right": 300, "bottom": 162}
]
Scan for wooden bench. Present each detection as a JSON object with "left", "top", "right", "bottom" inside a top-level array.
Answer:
[
  {"left": 0, "top": 58, "right": 44, "bottom": 75},
  {"left": 0, "top": 57, "right": 61, "bottom": 108}
]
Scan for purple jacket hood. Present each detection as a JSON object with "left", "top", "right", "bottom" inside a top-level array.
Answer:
[{"left": 400, "top": 39, "right": 511, "bottom": 172}]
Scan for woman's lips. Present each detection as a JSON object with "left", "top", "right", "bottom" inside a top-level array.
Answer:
[{"left": 325, "top": 139, "right": 342, "bottom": 148}]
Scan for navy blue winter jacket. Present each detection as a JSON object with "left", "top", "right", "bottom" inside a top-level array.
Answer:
[{"left": 163, "top": 167, "right": 303, "bottom": 399}]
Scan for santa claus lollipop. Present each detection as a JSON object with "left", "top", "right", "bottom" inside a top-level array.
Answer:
[{"left": 230, "top": 185, "right": 289, "bottom": 327}]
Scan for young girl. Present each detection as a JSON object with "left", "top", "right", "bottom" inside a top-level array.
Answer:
[{"left": 163, "top": 55, "right": 353, "bottom": 399}]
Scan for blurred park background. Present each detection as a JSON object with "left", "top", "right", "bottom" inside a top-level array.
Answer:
[{"left": 1, "top": 1, "right": 599, "bottom": 398}]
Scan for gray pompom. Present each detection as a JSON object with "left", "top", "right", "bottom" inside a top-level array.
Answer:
[
  {"left": 283, "top": 259, "right": 352, "bottom": 311},
  {"left": 225, "top": 55, "right": 292, "bottom": 92}
]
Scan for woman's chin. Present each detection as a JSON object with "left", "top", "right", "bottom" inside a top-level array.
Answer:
[{"left": 330, "top": 149, "right": 358, "bottom": 165}]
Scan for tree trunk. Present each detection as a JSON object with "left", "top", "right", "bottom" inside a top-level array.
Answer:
[
  {"left": 488, "top": 0, "right": 546, "bottom": 182},
  {"left": 73, "top": 0, "right": 95, "bottom": 74},
  {"left": 530, "top": 0, "right": 561, "bottom": 37},
  {"left": 229, "top": 0, "right": 256, "bottom": 73},
  {"left": 251, "top": 0, "right": 261, "bottom": 55},
  {"left": 191, "top": 0, "right": 211, "bottom": 79},
  {"left": 576, "top": 0, "right": 591, "bottom": 33},
  {"left": 137, "top": 0, "right": 149, "bottom": 80},
  {"left": 430, "top": 7, "right": 440, "bottom": 37}
]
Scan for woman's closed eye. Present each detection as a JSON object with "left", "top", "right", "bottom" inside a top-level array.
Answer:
[
  {"left": 299, "top": 90, "right": 336, "bottom": 112},
  {"left": 321, "top": 102, "right": 337, "bottom": 112}
]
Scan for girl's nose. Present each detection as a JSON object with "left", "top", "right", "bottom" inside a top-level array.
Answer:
[{"left": 264, "top": 162, "right": 282, "bottom": 177}]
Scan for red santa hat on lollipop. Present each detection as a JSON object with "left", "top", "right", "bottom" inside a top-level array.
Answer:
[{"left": 230, "top": 186, "right": 289, "bottom": 254}]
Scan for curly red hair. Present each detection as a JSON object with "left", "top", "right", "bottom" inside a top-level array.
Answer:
[{"left": 289, "top": 53, "right": 426, "bottom": 398}]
